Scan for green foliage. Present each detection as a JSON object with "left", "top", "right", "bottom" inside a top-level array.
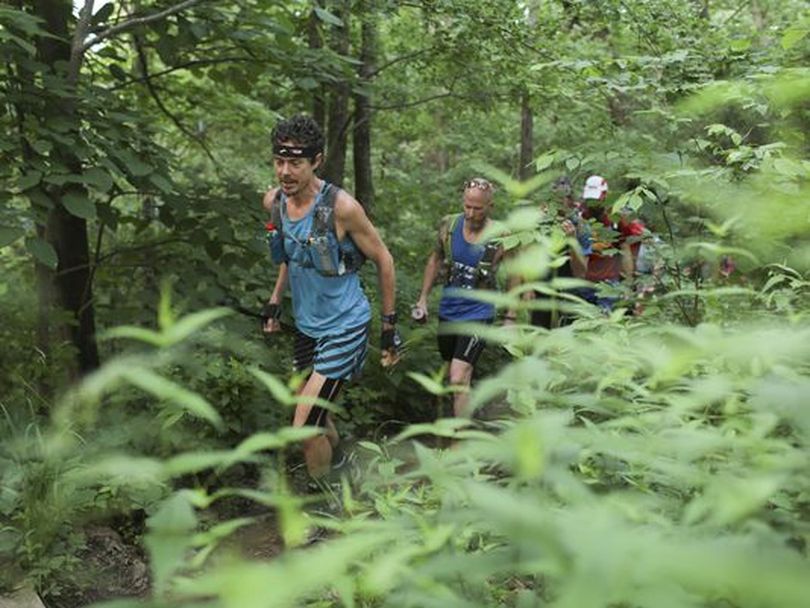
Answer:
[{"left": 1, "top": 0, "right": 809, "bottom": 604}]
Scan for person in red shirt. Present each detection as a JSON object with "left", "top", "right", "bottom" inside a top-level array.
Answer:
[{"left": 579, "top": 175, "right": 645, "bottom": 312}]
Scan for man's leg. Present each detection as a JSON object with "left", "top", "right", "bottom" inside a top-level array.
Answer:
[
  {"left": 449, "top": 358, "right": 474, "bottom": 417},
  {"left": 292, "top": 372, "right": 343, "bottom": 478},
  {"left": 447, "top": 327, "right": 487, "bottom": 418}
]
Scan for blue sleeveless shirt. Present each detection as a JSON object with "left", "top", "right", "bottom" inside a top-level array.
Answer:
[
  {"left": 438, "top": 217, "right": 496, "bottom": 322},
  {"left": 281, "top": 184, "right": 371, "bottom": 337}
]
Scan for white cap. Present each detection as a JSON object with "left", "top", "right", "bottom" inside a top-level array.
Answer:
[{"left": 582, "top": 175, "right": 608, "bottom": 200}]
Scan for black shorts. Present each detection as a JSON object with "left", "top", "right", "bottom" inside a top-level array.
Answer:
[{"left": 437, "top": 319, "right": 491, "bottom": 365}]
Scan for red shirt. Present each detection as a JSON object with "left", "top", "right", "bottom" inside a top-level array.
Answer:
[{"left": 582, "top": 209, "right": 645, "bottom": 282}]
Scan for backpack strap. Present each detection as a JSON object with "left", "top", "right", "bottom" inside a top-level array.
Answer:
[
  {"left": 438, "top": 213, "right": 462, "bottom": 260},
  {"left": 311, "top": 182, "right": 338, "bottom": 237},
  {"left": 269, "top": 189, "right": 288, "bottom": 264}
]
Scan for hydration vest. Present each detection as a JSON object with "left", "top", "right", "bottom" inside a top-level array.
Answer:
[
  {"left": 438, "top": 213, "right": 502, "bottom": 289},
  {"left": 266, "top": 183, "right": 365, "bottom": 277}
]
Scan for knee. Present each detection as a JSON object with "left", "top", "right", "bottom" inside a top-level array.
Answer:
[{"left": 448, "top": 364, "right": 472, "bottom": 386}]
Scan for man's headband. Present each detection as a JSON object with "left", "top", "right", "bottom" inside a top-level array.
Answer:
[{"left": 272, "top": 143, "right": 322, "bottom": 158}]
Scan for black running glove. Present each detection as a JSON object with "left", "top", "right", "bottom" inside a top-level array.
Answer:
[{"left": 259, "top": 302, "right": 281, "bottom": 330}]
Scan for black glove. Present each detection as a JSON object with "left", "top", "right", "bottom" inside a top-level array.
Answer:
[
  {"left": 259, "top": 302, "right": 281, "bottom": 329},
  {"left": 381, "top": 326, "right": 403, "bottom": 353}
]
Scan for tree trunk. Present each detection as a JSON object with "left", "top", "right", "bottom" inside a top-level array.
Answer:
[
  {"left": 308, "top": 1, "right": 326, "bottom": 131},
  {"left": 321, "top": 0, "right": 351, "bottom": 186},
  {"left": 30, "top": 0, "right": 100, "bottom": 375},
  {"left": 518, "top": 92, "right": 534, "bottom": 181},
  {"left": 352, "top": 0, "right": 377, "bottom": 214}
]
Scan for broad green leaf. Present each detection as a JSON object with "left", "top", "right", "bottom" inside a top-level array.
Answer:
[
  {"left": 83, "top": 167, "right": 114, "bottom": 192},
  {"left": 149, "top": 173, "right": 173, "bottom": 193},
  {"left": 0, "top": 227, "right": 24, "bottom": 248},
  {"left": 62, "top": 191, "right": 96, "bottom": 219},
  {"left": 25, "top": 237, "right": 58, "bottom": 269},
  {"left": 17, "top": 170, "right": 42, "bottom": 190},
  {"left": 781, "top": 25, "right": 808, "bottom": 50}
]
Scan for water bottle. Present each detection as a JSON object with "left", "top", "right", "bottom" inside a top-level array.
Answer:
[{"left": 411, "top": 305, "right": 427, "bottom": 324}]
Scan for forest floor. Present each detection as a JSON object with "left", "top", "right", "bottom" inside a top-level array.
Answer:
[{"left": 39, "top": 408, "right": 509, "bottom": 607}]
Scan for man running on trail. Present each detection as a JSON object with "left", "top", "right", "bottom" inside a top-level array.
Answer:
[
  {"left": 579, "top": 175, "right": 644, "bottom": 312},
  {"left": 413, "top": 177, "right": 510, "bottom": 418},
  {"left": 261, "top": 114, "right": 401, "bottom": 479}
]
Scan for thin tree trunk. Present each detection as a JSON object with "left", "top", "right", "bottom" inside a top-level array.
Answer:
[
  {"left": 353, "top": 0, "right": 377, "bottom": 213},
  {"left": 30, "top": 0, "right": 100, "bottom": 375},
  {"left": 518, "top": 92, "right": 534, "bottom": 181},
  {"left": 321, "top": 0, "right": 351, "bottom": 186},
  {"left": 308, "top": 1, "right": 326, "bottom": 131}
]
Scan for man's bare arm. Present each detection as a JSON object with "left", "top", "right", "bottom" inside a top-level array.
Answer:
[
  {"left": 262, "top": 187, "right": 286, "bottom": 332},
  {"left": 334, "top": 193, "right": 396, "bottom": 321}
]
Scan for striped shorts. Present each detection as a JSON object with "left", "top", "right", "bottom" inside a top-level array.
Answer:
[{"left": 293, "top": 321, "right": 370, "bottom": 380}]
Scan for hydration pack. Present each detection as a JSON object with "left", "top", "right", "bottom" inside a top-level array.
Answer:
[
  {"left": 266, "top": 183, "right": 365, "bottom": 277},
  {"left": 438, "top": 213, "right": 502, "bottom": 289}
]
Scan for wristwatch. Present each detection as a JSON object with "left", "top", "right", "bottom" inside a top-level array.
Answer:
[{"left": 381, "top": 312, "right": 398, "bottom": 325}]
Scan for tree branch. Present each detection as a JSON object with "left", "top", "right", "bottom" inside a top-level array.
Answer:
[
  {"left": 370, "top": 91, "right": 455, "bottom": 111},
  {"left": 368, "top": 48, "right": 431, "bottom": 78},
  {"left": 81, "top": 0, "right": 207, "bottom": 54},
  {"left": 133, "top": 35, "right": 218, "bottom": 165},
  {"left": 68, "top": 0, "right": 95, "bottom": 85},
  {"left": 107, "top": 56, "right": 266, "bottom": 91}
]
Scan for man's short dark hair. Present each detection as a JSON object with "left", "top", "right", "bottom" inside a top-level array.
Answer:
[{"left": 271, "top": 114, "right": 324, "bottom": 162}]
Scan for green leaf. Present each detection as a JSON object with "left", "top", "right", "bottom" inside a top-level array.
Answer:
[
  {"left": 62, "top": 191, "right": 96, "bottom": 219},
  {"left": 149, "top": 173, "right": 173, "bottom": 193},
  {"left": 406, "top": 371, "right": 452, "bottom": 396},
  {"left": 100, "top": 325, "right": 165, "bottom": 346},
  {"left": 91, "top": 2, "right": 115, "bottom": 26},
  {"left": 781, "top": 26, "right": 808, "bottom": 50},
  {"left": 108, "top": 63, "right": 128, "bottom": 81},
  {"left": 17, "top": 170, "right": 42, "bottom": 190},
  {"left": 120, "top": 368, "right": 223, "bottom": 431},
  {"left": 297, "top": 77, "right": 319, "bottom": 90},
  {"left": 248, "top": 367, "right": 297, "bottom": 406},
  {"left": 0, "top": 227, "right": 24, "bottom": 248},
  {"left": 25, "top": 237, "right": 58, "bottom": 269},
  {"left": 730, "top": 38, "right": 751, "bottom": 52},
  {"left": 162, "top": 307, "right": 232, "bottom": 345},
  {"left": 116, "top": 150, "right": 153, "bottom": 177},
  {"left": 145, "top": 492, "right": 198, "bottom": 593},
  {"left": 314, "top": 6, "right": 343, "bottom": 27},
  {"left": 83, "top": 167, "right": 114, "bottom": 192}
]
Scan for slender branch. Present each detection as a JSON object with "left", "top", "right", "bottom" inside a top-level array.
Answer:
[
  {"left": 370, "top": 91, "right": 455, "bottom": 111},
  {"left": 368, "top": 48, "right": 431, "bottom": 78},
  {"left": 81, "top": 0, "right": 207, "bottom": 54},
  {"left": 68, "top": 0, "right": 95, "bottom": 85},
  {"left": 80, "top": 216, "right": 106, "bottom": 317},
  {"left": 107, "top": 56, "right": 265, "bottom": 91},
  {"left": 133, "top": 35, "right": 218, "bottom": 165}
]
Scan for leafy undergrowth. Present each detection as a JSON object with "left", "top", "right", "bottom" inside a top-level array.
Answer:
[{"left": 13, "top": 308, "right": 803, "bottom": 608}]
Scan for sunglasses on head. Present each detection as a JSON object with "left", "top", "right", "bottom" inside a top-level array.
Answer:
[{"left": 464, "top": 178, "right": 494, "bottom": 191}]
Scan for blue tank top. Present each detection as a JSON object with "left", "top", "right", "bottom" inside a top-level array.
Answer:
[
  {"left": 438, "top": 216, "right": 496, "bottom": 322},
  {"left": 281, "top": 184, "right": 371, "bottom": 337}
]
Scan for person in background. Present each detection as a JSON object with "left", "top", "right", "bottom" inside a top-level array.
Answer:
[
  {"left": 528, "top": 176, "right": 592, "bottom": 328},
  {"left": 579, "top": 175, "right": 644, "bottom": 312},
  {"left": 412, "top": 177, "right": 511, "bottom": 418}
]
